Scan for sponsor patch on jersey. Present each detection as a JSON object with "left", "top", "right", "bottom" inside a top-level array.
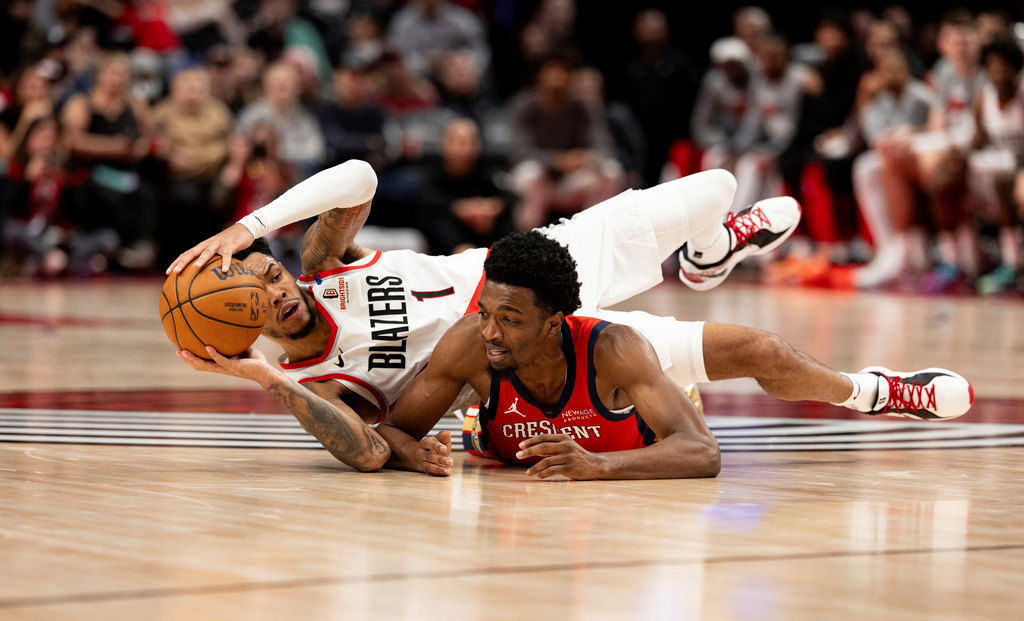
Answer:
[
  {"left": 338, "top": 278, "right": 348, "bottom": 311},
  {"left": 323, "top": 288, "right": 339, "bottom": 299}
]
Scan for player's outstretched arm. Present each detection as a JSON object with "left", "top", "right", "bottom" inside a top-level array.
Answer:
[
  {"left": 178, "top": 346, "right": 390, "bottom": 472},
  {"left": 518, "top": 326, "right": 721, "bottom": 480},
  {"left": 167, "top": 159, "right": 378, "bottom": 275},
  {"left": 378, "top": 318, "right": 484, "bottom": 475}
]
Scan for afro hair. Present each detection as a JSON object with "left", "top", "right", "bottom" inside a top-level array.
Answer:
[{"left": 484, "top": 231, "right": 582, "bottom": 316}]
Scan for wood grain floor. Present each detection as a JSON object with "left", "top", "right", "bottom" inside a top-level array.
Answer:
[{"left": 0, "top": 277, "right": 1022, "bottom": 620}]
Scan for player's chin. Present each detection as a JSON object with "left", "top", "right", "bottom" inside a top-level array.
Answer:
[{"left": 487, "top": 360, "right": 517, "bottom": 379}]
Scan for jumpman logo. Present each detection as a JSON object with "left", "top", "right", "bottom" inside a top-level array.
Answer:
[{"left": 504, "top": 397, "right": 525, "bottom": 418}]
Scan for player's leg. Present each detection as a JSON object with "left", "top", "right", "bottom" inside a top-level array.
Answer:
[
  {"left": 542, "top": 169, "right": 800, "bottom": 307},
  {"left": 700, "top": 322, "right": 974, "bottom": 420}
]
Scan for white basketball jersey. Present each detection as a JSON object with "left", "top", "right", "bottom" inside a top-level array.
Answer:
[
  {"left": 281, "top": 247, "right": 488, "bottom": 420},
  {"left": 979, "top": 81, "right": 1024, "bottom": 156}
]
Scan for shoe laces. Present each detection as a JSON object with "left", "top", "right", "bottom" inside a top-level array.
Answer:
[
  {"left": 884, "top": 374, "right": 936, "bottom": 414},
  {"left": 725, "top": 207, "right": 771, "bottom": 247}
]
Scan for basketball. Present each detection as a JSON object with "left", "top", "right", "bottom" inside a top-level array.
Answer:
[{"left": 159, "top": 256, "right": 268, "bottom": 359}]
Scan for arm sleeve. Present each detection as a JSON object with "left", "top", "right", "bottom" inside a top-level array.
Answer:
[{"left": 237, "top": 159, "right": 377, "bottom": 238}]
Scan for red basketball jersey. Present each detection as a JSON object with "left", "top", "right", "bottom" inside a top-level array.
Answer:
[{"left": 472, "top": 315, "right": 655, "bottom": 465}]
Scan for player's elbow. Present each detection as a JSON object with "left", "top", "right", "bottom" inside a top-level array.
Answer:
[
  {"left": 694, "top": 435, "right": 721, "bottom": 478},
  {"left": 343, "top": 158, "right": 378, "bottom": 198}
]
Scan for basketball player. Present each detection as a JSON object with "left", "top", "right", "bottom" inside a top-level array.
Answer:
[
  {"left": 173, "top": 160, "right": 969, "bottom": 472},
  {"left": 377, "top": 232, "right": 973, "bottom": 478}
]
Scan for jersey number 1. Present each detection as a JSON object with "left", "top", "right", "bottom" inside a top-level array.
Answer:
[{"left": 411, "top": 286, "right": 455, "bottom": 301}]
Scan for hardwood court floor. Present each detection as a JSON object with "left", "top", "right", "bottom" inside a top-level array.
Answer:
[{"left": 0, "top": 276, "right": 1022, "bottom": 620}]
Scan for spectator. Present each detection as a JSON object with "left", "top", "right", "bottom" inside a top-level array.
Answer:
[
  {"left": 436, "top": 49, "right": 506, "bottom": 152},
  {"left": 520, "top": 0, "right": 579, "bottom": 72},
  {"left": 417, "top": 118, "right": 514, "bottom": 254},
  {"left": 971, "top": 40, "right": 1024, "bottom": 295},
  {"left": 865, "top": 11, "right": 985, "bottom": 291},
  {"left": 776, "top": 13, "right": 867, "bottom": 265},
  {"left": 62, "top": 51, "right": 158, "bottom": 271},
  {"left": 624, "top": 8, "right": 699, "bottom": 185},
  {"left": 1, "top": 63, "right": 56, "bottom": 165},
  {"left": 976, "top": 10, "right": 1011, "bottom": 46},
  {"left": 732, "top": 6, "right": 773, "bottom": 53},
  {"left": 236, "top": 61, "right": 325, "bottom": 177},
  {"left": 1, "top": 116, "right": 68, "bottom": 276},
  {"left": 246, "top": 0, "right": 331, "bottom": 89},
  {"left": 691, "top": 37, "right": 757, "bottom": 172},
  {"left": 152, "top": 67, "right": 233, "bottom": 260},
  {"left": 571, "top": 66, "right": 647, "bottom": 189},
  {"left": 205, "top": 44, "right": 264, "bottom": 114},
  {"left": 732, "top": 35, "right": 805, "bottom": 210},
  {"left": 852, "top": 48, "right": 935, "bottom": 289},
  {"left": 314, "top": 57, "right": 388, "bottom": 170},
  {"left": 506, "top": 55, "right": 622, "bottom": 230},
  {"left": 386, "top": 0, "right": 490, "bottom": 78},
  {"left": 374, "top": 49, "right": 438, "bottom": 119}
]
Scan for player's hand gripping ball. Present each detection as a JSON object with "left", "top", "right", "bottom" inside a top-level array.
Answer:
[{"left": 159, "top": 256, "right": 268, "bottom": 359}]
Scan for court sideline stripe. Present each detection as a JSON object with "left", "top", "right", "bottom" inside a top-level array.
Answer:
[{"left": 2, "top": 543, "right": 1022, "bottom": 609}]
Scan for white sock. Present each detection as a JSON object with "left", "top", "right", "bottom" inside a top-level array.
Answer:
[
  {"left": 833, "top": 372, "right": 883, "bottom": 412},
  {"left": 687, "top": 224, "right": 731, "bottom": 264}
]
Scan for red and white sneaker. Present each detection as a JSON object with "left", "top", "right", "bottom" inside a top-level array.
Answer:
[
  {"left": 679, "top": 197, "right": 802, "bottom": 291},
  {"left": 861, "top": 366, "right": 974, "bottom": 420}
]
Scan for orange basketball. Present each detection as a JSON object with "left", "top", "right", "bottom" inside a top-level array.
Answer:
[{"left": 159, "top": 257, "right": 268, "bottom": 360}]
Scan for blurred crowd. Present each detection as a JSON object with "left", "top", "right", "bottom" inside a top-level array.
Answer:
[{"left": 0, "top": 1, "right": 1022, "bottom": 295}]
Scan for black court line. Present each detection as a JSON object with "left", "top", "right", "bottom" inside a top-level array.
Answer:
[{"left": 3, "top": 543, "right": 1022, "bottom": 609}]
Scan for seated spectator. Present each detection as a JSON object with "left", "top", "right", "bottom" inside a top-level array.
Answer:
[
  {"left": 374, "top": 49, "right": 438, "bottom": 119},
  {"left": 571, "top": 66, "right": 647, "bottom": 189},
  {"left": 773, "top": 13, "right": 867, "bottom": 274},
  {"left": 1, "top": 116, "right": 69, "bottom": 276},
  {"left": 0, "top": 63, "right": 56, "bottom": 166},
  {"left": 732, "top": 35, "right": 805, "bottom": 211},
  {"left": 417, "top": 118, "right": 514, "bottom": 254},
  {"left": 205, "top": 44, "right": 264, "bottom": 114},
  {"left": 519, "top": 0, "right": 579, "bottom": 79},
  {"left": 852, "top": 48, "right": 936, "bottom": 289},
  {"left": 867, "top": 11, "right": 986, "bottom": 291},
  {"left": 61, "top": 52, "right": 158, "bottom": 271},
  {"left": 315, "top": 57, "right": 388, "bottom": 170},
  {"left": 506, "top": 56, "right": 622, "bottom": 230},
  {"left": 436, "top": 49, "right": 506, "bottom": 153},
  {"left": 970, "top": 40, "right": 1024, "bottom": 294},
  {"left": 152, "top": 67, "right": 233, "bottom": 260},
  {"left": 236, "top": 61, "right": 325, "bottom": 178},
  {"left": 246, "top": 0, "right": 331, "bottom": 89},
  {"left": 386, "top": 0, "right": 490, "bottom": 78},
  {"left": 624, "top": 8, "right": 699, "bottom": 185},
  {"left": 691, "top": 37, "right": 757, "bottom": 172}
]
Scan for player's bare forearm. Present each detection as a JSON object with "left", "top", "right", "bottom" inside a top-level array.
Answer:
[
  {"left": 589, "top": 434, "right": 721, "bottom": 479},
  {"left": 300, "top": 201, "right": 371, "bottom": 273},
  {"left": 263, "top": 374, "right": 390, "bottom": 472}
]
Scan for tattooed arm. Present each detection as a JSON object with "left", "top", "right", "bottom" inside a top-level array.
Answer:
[
  {"left": 300, "top": 200, "right": 373, "bottom": 275},
  {"left": 178, "top": 346, "right": 390, "bottom": 472}
]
